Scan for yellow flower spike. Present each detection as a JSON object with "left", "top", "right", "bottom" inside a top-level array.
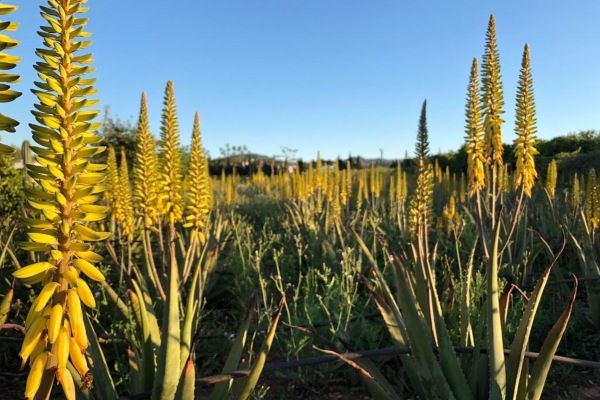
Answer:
[
  {"left": 76, "top": 278, "right": 96, "bottom": 308},
  {"left": 513, "top": 43, "right": 538, "bottom": 198},
  {"left": 464, "top": 57, "right": 486, "bottom": 196},
  {"left": 24, "top": 352, "right": 48, "bottom": 400},
  {"left": 481, "top": 15, "right": 505, "bottom": 168},
  {"left": 409, "top": 101, "right": 434, "bottom": 233},
  {"left": 159, "top": 80, "right": 184, "bottom": 224},
  {"left": 12, "top": 262, "right": 54, "bottom": 279},
  {"left": 47, "top": 303, "right": 63, "bottom": 344},
  {"left": 57, "top": 367, "right": 76, "bottom": 400},
  {"left": 184, "top": 112, "right": 212, "bottom": 234},
  {"left": 133, "top": 92, "right": 160, "bottom": 229},
  {"left": 74, "top": 258, "right": 105, "bottom": 281},
  {"left": 56, "top": 325, "right": 69, "bottom": 369},
  {"left": 0, "top": 1, "right": 21, "bottom": 152},
  {"left": 69, "top": 337, "right": 90, "bottom": 378}
]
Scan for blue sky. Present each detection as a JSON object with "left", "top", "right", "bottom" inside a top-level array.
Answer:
[{"left": 4, "top": 1, "right": 600, "bottom": 160}]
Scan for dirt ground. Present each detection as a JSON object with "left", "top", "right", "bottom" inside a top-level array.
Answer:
[{"left": 1, "top": 369, "right": 599, "bottom": 399}]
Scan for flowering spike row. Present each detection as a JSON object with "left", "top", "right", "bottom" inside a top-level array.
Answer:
[
  {"left": 15, "top": 1, "right": 107, "bottom": 398},
  {"left": 0, "top": 1, "right": 21, "bottom": 154}
]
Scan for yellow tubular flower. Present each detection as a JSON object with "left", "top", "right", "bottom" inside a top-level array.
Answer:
[
  {"left": 25, "top": 352, "right": 48, "bottom": 399},
  {"left": 465, "top": 57, "right": 486, "bottom": 197},
  {"left": 133, "top": 92, "right": 159, "bottom": 229},
  {"left": 184, "top": 112, "right": 212, "bottom": 240},
  {"left": 0, "top": 2, "right": 21, "bottom": 155},
  {"left": 119, "top": 149, "right": 134, "bottom": 239},
  {"left": 57, "top": 367, "right": 76, "bottom": 400},
  {"left": 481, "top": 15, "right": 505, "bottom": 168},
  {"left": 513, "top": 44, "right": 538, "bottom": 197},
  {"left": 15, "top": 1, "right": 109, "bottom": 397},
  {"left": 159, "top": 80, "right": 183, "bottom": 224}
]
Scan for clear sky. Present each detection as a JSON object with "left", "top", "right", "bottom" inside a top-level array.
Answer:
[{"left": 4, "top": 1, "right": 600, "bottom": 160}]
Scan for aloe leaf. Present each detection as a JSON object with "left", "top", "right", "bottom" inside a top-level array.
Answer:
[
  {"left": 460, "top": 238, "right": 477, "bottom": 347},
  {"left": 314, "top": 346, "right": 400, "bottom": 400},
  {"left": 0, "top": 287, "right": 13, "bottom": 324},
  {"left": 354, "top": 232, "right": 454, "bottom": 399},
  {"left": 181, "top": 254, "right": 202, "bottom": 370},
  {"left": 132, "top": 279, "right": 156, "bottom": 393},
  {"left": 152, "top": 253, "right": 181, "bottom": 400},
  {"left": 506, "top": 237, "right": 565, "bottom": 399},
  {"left": 208, "top": 297, "right": 256, "bottom": 400},
  {"left": 235, "top": 297, "right": 284, "bottom": 400},
  {"left": 84, "top": 314, "right": 118, "bottom": 400},
  {"left": 175, "top": 353, "right": 196, "bottom": 400},
  {"left": 355, "top": 357, "right": 402, "bottom": 400},
  {"left": 569, "top": 218, "right": 600, "bottom": 329},
  {"left": 487, "top": 221, "right": 506, "bottom": 400},
  {"left": 101, "top": 280, "right": 130, "bottom": 320},
  {"left": 526, "top": 277, "right": 578, "bottom": 400}
]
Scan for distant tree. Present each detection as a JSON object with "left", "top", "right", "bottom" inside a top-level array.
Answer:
[
  {"left": 0, "top": 155, "right": 24, "bottom": 226},
  {"left": 101, "top": 111, "right": 138, "bottom": 170}
]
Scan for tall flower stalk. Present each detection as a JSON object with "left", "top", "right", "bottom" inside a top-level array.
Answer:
[
  {"left": 133, "top": 92, "right": 164, "bottom": 299},
  {"left": 14, "top": 1, "right": 109, "bottom": 398},
  {"left": 513, "top": 44, "right": 538, "bottom": 198},
  {"left": 465, "top": 57, "right": 485, "bottom": 196},
  {"left": 153, "top": 80, "right": 183, "bottom": 400},
  {"left": 477, "top": 14, "right": 507, "bottom": 398},
  {"left": 182, "top": 112, "right": 212, "bottom": 281}
]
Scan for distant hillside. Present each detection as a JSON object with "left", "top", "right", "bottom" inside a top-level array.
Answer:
[{"left": 209, "top": 130, "right": 600, "bottom": 179}]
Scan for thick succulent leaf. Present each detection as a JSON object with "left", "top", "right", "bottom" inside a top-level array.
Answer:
[
  {"left": 208, "top": 298, "right": 257, "bottom": 400},
  {"left": 152, "top": 254, "right": 181, "bottom": 400},
  {"left": 84, "top": 314, "right": 118, "bottom": 400},
  {"left": 175, "top": 354, "right": 196, "bottom": 400},
  {"left": 526, "top": 277, "right": 578, "bottom": 400},
  {"left": 234, "top": 298, "right": 284, "bottom": 400},
  {"left": 132, "top": 279, "right": 156, "bottom": 393},
  {"left": 506, "top": 238, "right": 565, "bottom": 399},
  {"left": 0, "top": 288, "right": 13, "bottom": 324},
  {"left": 354, "top": 232, "right": 455, "bottom": 399}
]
